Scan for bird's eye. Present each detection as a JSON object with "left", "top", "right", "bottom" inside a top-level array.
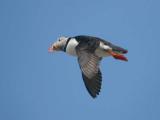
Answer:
[{"left": 58, "top": 39, "right": 61, "bottom": 41}]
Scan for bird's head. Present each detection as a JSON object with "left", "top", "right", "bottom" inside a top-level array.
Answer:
[{"left": 48, "top": 36, "right": 68, "bottom": 52}]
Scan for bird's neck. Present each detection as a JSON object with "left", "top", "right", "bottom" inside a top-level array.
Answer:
[
  {"left": 63, "top": 37, "right": 72, "bottom": 52},
  {"left": 65, "top": 38, "right": 79, "bottom": 56}
]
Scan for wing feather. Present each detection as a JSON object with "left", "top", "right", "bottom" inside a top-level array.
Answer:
[{"left": 76, "top": 48, "right": 102, "bottom": 98}]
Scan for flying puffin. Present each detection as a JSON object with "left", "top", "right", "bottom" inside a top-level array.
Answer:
[{"left": 48, "top": 35, "right": 128, "bottom": 98}]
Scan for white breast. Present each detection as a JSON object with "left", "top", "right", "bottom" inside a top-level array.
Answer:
[{"left": 66, "top": 39, "right": 78, "bottom": 56}]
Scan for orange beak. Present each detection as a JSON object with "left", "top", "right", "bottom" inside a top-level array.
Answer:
[
  {"left": 48, "top": 45, "right": 59, "bottom": 52},
  {"left": 48, "top": 47, "right": 53, "bottom": 52},
  {"left": 108, "top": 50, "right": 128, "bottom": 61}
]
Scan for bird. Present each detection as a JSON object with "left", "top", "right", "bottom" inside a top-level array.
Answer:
[{"left": 48, "top": 35, "right": 128, "bottom": 98}]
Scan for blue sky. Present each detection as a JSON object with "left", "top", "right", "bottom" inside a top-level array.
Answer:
[{"left": 0, "top": 0, "right": 160, "bottom": 120}]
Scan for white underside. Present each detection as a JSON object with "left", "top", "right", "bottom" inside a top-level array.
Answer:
[{"left": 66, "top": 40, "right": 111, "bottom": 57}]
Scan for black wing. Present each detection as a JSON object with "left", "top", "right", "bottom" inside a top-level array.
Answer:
[{"left": 75, "top": 38, "right": 102, "bottom": 98}]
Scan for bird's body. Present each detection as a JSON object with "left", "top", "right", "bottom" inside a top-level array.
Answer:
[
  {"left": 48, "top": 35, "right": 128, "bottom": 98},
  {"left": 66, "top": 37, "right": 110, "bottom": 57},
  {"left": 65, "top": 36, "right": 127, "bottom": 57}
]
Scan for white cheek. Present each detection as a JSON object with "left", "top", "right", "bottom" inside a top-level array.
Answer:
[
  {"left": 54, "top": 41, "right": 60, "bottom": 46},
  {"left": 100, "top": 42, "right": 111, "bottom": 50},
  {"left": 103, "top": 45, "right": 111, "bottom": 50},
  {"left": 95, "top": 42, "right": 112, "bottom": 57}
]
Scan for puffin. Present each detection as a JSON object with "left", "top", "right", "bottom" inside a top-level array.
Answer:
[{"left": 48, "top": 35, "right": 128, "bottom": 98}]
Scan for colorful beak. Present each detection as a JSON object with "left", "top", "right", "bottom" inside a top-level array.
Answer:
[
  {"left": 108, "top": 50, "right": 128, "bottom": 61},
  {"left": 48, "top": 45, "right": 60, "bottom": 52},
  {"left": 48, "top": 47, "right": 53, "bottom": 52}
]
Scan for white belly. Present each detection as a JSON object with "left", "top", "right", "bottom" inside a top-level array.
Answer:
[{"left": 66, "top": 39, "right": 78, "bottom": 56}]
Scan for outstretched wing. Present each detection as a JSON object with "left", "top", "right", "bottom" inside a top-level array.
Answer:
[{"left": 76, "top": 39, "right": 102, "bottom": 98}]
